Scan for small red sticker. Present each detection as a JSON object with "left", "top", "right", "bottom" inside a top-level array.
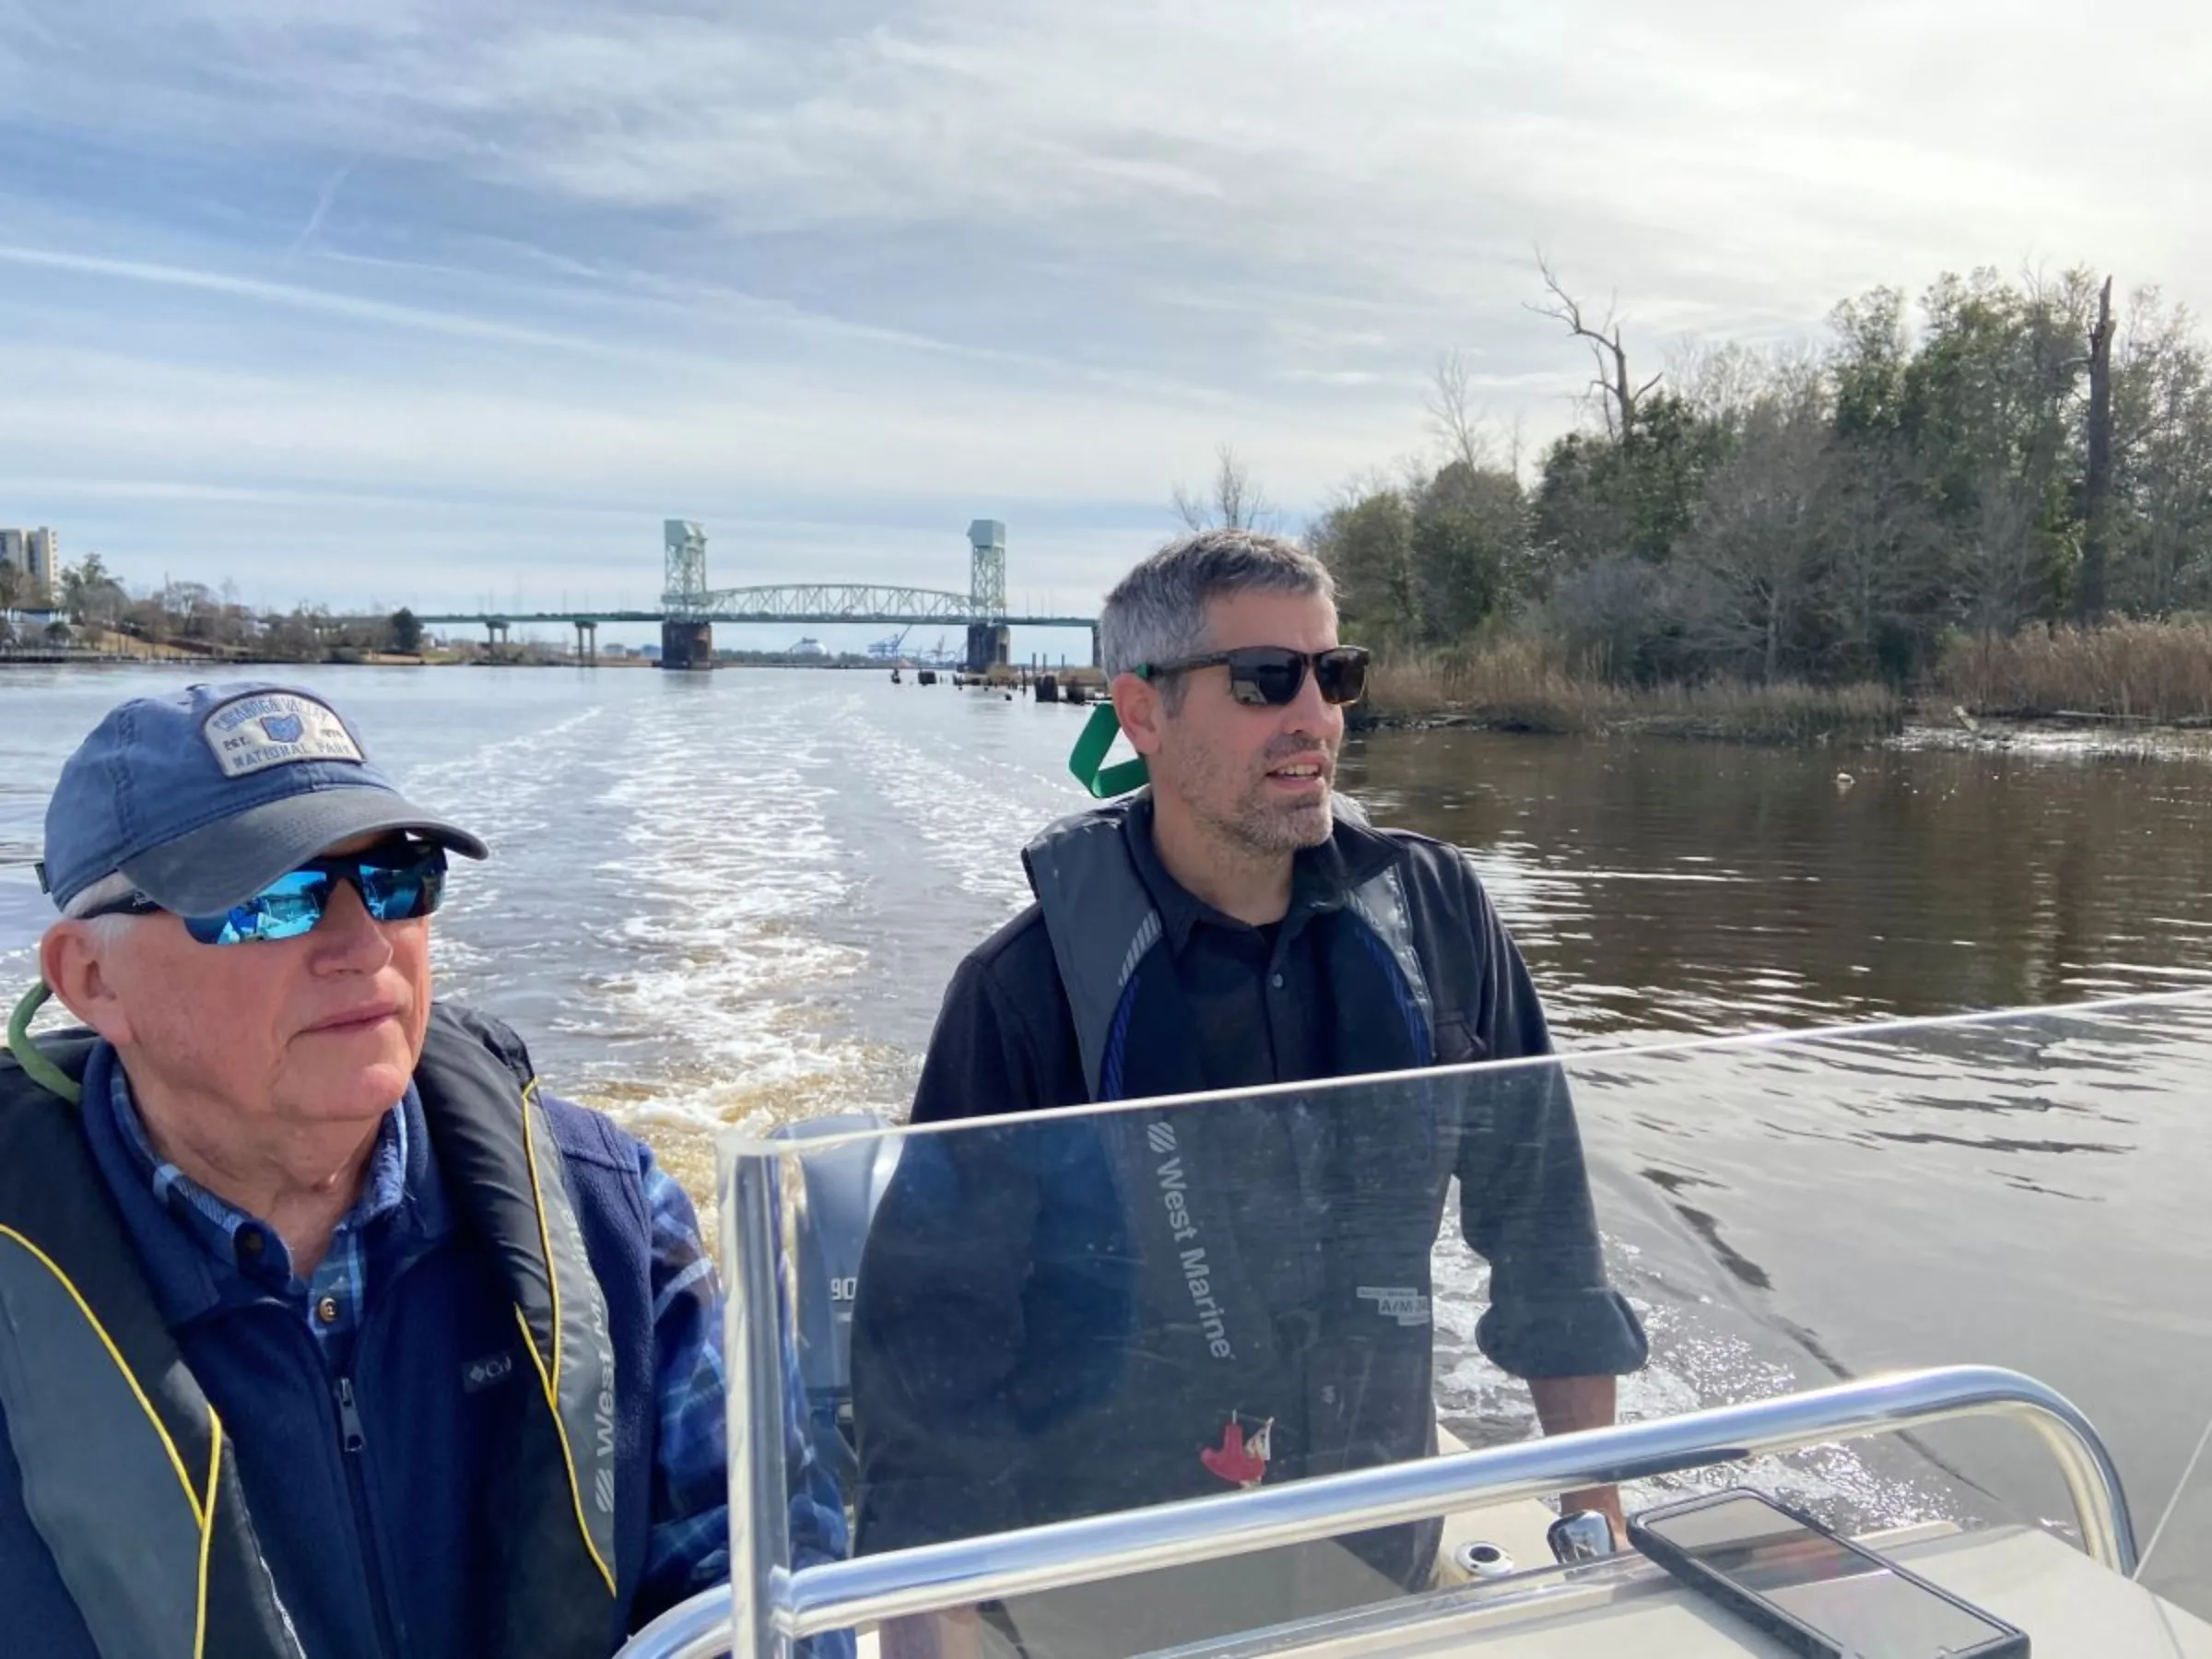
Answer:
[{"left": 1201, "top": 1417, "right": 1273, "bottom": 1488}]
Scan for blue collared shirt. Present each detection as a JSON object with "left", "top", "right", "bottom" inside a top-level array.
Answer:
[{"left": 105, "top": 1065, "right": 736, "bottom": 1609}]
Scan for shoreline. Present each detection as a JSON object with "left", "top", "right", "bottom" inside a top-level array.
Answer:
[
  {"left": 1354, "top": 701, "right": 2212, "bottom": 757},
  {"left": 17, "top": 649, "right": 2212, "bottom": 757}
]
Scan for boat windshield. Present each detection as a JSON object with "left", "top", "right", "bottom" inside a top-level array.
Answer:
[{"left": 719, "top": 989, "right": 2212, "bottom": 1654}]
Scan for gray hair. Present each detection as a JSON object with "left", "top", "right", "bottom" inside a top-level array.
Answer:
[
  {"left": 1099, "top": 530, "right": 1335, "bottom": 690},
  {"left": 56, "top": 869, "right": 145, "bottom": 951}
]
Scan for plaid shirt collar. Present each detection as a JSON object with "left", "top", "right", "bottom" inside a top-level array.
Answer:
[{"left": 105, "top": 1060, "right": 411, "bottom": 1295}]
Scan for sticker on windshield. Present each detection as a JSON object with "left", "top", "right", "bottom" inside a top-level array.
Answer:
[{"left": 1356, "top": 1286, "right": 1432, "bottom": 1327}]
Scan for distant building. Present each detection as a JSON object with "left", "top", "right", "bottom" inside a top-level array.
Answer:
[{"left": 0, "top": 526, "right": 57, "bottom": 607}]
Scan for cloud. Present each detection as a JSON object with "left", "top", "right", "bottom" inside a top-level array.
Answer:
[
  {"left": 2, "top": 0, "right": 2207, "bottom": 610},
  {"left": 281, "top": 162, "right": 352, "bottom": 267}
]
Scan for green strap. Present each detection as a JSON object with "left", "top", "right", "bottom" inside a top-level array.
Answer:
[
  {"left": 1067, "top": 702, "right": 1150, "bottom": 798},
  {"left": 6, "top": 982, "right": 81, "bottom": 1106}
]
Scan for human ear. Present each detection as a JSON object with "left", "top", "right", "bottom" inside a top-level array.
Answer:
[
  {"left": 1109, "top": 672, "right": 1169, "bottom": 759},
  {"left": 39, "top": 924, "right": 136, "bottom": 1045}
]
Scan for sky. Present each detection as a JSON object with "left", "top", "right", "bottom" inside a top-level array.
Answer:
[{"left": 2, "top": 0, "right": 2206, "bottom": 629}]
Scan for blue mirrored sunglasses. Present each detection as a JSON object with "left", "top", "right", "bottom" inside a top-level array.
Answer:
[{"left": 81, "top": 843, "right": 449, "bottom": 946}]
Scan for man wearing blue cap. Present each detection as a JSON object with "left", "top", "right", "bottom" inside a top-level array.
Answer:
[{"left": 0, "top": 682, "right": 847, "bottom": 1659}]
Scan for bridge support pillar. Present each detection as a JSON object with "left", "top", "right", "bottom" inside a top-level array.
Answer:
[
  {"left": 483, "top": 620, "right": 510, "bottom": 656},
  {"left": 573, "top": 619, "right": 597, "bottom": 665},
  {"left": 660, "top": 618, "right": 715, "bottom": 671},
  {"left": 1089, "top": 623, "right": 1100, "bottom": 670},
  {"left": 964, "top": 623, "right": 1010, "bottom": 675}
]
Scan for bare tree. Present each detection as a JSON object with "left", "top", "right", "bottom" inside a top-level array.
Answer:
[
  {"left": 1668, "top": 337, "right": 1818, "bottom": 432},
  {"left": 2111, "top": 288, "right": 2212, "bottom": 616},
  {"left": 2076, "top": 275, "right": 2117, "bottom": 623},
  {"left": 1531, "top": 251, "right": 1663, "bottom": 447},
  {"left": 1672, "top": 390, "right": 1830, "bottom": 680},
  {"left": 1816, "top": 436, "right": 1942, "bottom": 681},
  {"left": 1424, "top": 349, "right": 1495, "bottom": 470},
  {"left": 1954, "top": 467, "right": 2051, "bottom": 638},
  {"left": 1172, "top": 441, "right": 1277, "bottom": 532}
]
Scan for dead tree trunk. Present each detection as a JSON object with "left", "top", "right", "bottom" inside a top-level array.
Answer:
[
  {"left": 2076, "top": 274, "right": 2116, "bottom": 624},
  {"left": 1532, "top": 253, "right": 1662, "bottom": 451}
]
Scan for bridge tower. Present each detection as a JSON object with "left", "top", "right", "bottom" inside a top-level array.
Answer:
[
  {"left": 659, "top": 519, "right": 715, "bottom": 671},
  {"left": 965, "top": 519, "right": 1010, "bottom": 674}
]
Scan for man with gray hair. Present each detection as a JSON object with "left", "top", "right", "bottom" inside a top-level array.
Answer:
[
  {"left": 0, "top": 680, "right": 848, "bottom": 1659},
  {"left": 852, "top": 530, "right": 1645, "bottom": 1644}
]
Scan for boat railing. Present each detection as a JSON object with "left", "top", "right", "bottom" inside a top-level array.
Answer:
[{"left": 614, "top": 1362, "right": 2137, "bottom": 1659}]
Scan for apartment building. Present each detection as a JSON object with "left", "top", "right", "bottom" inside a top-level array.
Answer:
[{"left": 0, "top": 525, "right": 57, "bottom": 606}]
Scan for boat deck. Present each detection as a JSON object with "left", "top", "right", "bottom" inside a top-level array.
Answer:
[{"left": 1201, "top": 1522, "right": 2212, "bottom": 1659}]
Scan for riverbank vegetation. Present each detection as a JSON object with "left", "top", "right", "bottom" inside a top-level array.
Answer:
[
  {"left": 0, "top": 554, "right": 435, "bottom": 663},
  {"left": 1934, "top": 617, "right": 2212, "bottom": 725},
  {"left": 1360, "top": 642, "right": 1905, "bottom": 742},
  {"left": 1290, "top": 261, "right": 2212, "bottom": 739}
]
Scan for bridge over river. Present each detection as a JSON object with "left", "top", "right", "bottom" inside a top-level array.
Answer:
[{"left": 415, "top": 520, "right": 1098, "bottom": 672}]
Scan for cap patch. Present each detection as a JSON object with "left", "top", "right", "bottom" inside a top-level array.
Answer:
[{"left": 201, "top": 691, "right": 366, "bottom": 779}]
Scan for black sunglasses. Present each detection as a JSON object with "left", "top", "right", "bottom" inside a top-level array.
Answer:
[
  {"left": 79, "top": 841, "right": 449, "bottom": 946},
  {"left": 1137, "top": 645, "right": 1371, "bottom": 708}
]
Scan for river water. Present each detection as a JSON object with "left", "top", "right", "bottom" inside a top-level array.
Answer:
[{"left": 6, "top": 665, "right": 2212, "bottom": 1613}]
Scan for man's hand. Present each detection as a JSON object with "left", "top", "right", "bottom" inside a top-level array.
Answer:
[
  {"left": 1556, "top": 1483, "right": 1627, "bottom": 1547},
  {"left": 1529, "top": 1374, "right": 1627, "bottom": 1547}
]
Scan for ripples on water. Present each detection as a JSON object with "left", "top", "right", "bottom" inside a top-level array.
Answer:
[
  {"left": 6, "top": 666, "right": 2212, "bottom": 1610},
  {"left": 1345, "top": 729, "right": 2212, "bottom": 1040},
  {"left": 1538, "top": 998, "right": 2212, "bottom": 1609}
]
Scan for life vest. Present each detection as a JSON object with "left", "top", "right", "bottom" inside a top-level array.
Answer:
[
  {"left": 1021, "top": 794, "right": 1438, "bottom": 1101},
  {"left": 0, "top": 1004, "right": 624, "bottom": 1659}
]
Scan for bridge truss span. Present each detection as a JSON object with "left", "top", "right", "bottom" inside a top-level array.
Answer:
[
  {"left": 412, "top": 517, "right": 1096, "bottom": 671},
  {"left": 667, "top": 582, "right": 977, "bottom": 624}
]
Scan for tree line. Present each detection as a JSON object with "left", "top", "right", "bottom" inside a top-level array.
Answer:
[
  {"left": 1306, "top": 263, "right": 2212, "bottom": 688},
  {"left": 0, "top": 553, "right": 424, "bottom": 659}
]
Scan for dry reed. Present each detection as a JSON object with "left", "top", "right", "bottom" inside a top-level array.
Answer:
[
  {"left": 1362, "top": 638, "right": 1904, "bottom": 744},
  {"left": 1936, "top": 619, "right": 2212, "bottom": 724}
]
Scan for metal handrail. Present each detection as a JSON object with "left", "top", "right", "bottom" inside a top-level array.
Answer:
[{"left": 615, "top": 1363, "right": 2137, "bottom": 1658}]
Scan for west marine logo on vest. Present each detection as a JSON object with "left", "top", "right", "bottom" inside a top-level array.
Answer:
[
  {"left": 1148, "top": 1119, "right": 1235, "bottom": 1360},
  {"left": 588, "top": 1273, "right": 619, "bottom": 1517}
]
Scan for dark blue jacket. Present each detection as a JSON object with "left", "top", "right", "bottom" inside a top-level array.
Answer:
[
  {"left": 853, "top": 803, "right": 1646, "bottom": 1587},
  {"left": 0, "top": 1031, "right": 841, "bottom": 1659}
]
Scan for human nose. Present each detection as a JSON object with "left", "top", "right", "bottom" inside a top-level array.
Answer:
[
  {"left": 1280, "top": 655, "right": 1340, "bottom": 737},
  {"left": 310, "top": 879, "right": 394, "bottom": 971}
]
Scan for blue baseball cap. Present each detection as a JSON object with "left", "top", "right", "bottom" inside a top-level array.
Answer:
[{"left": 41, "top": 681, "right": 488, "bottom": 916}]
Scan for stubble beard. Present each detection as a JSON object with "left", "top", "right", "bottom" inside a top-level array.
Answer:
[
  {"left": 1230, "top": 791, "right": 1334, "bottom": 854},
  {"left": 1218, "top": 753, "right": 1338, "bottom": 857},
  {"left": 1162, "top": 724, "right": 1340, "bottom": 860}
]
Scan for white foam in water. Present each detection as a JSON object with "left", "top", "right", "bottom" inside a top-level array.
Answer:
[
  {"left": 832, "top": 696, "right": 1080, "bottom": 912},
  {"left": 396, "top": 705, "right": 617, "bottom": 938},
  {"left": 571, "top": 688, "right": 879, "bottom": 1123},
  {"left": 1430, "top": 1216, "right": 1955, "bottom": 1535}
]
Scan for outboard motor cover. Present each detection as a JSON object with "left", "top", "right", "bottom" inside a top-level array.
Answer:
[{"left": 768, "top": 1112, "right": 901, "bottom": 1488}]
